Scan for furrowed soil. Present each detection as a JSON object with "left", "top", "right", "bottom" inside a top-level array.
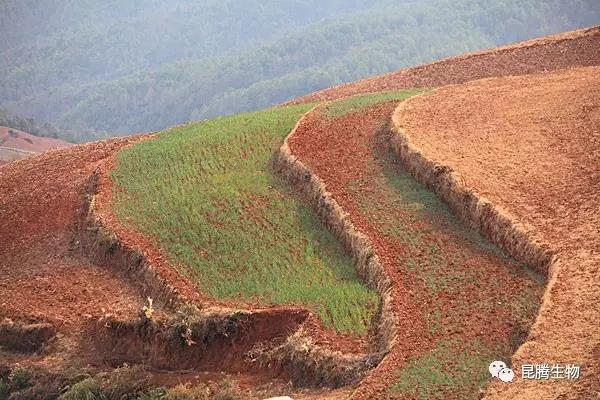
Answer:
[
  {"left": 396, "top": 67, "right": 600, "bottom": 399},
  {"left": 287, "top": 97, "right": 544, "bottom": 399},
  {"left": 289, "top": 26, "right": 599, "bottom": 105}
]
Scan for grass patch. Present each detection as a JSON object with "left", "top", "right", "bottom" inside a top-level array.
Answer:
[
  {"left": 324, "top": 89, "right": 428, "bottom": 118},
  {"left": 390, "top": 339, "right": 506, "bottom": 400},
  {"left": 110, "top": 104, "right": 378, "bottom": 335}
]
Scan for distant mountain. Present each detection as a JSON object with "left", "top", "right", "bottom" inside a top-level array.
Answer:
[{"left": 1, "top": 0, "right": 598, "bottom": 137}]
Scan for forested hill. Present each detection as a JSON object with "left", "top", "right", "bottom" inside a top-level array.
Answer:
[{"left": 1, "top": 0, "right": 598, "bottom": 139}]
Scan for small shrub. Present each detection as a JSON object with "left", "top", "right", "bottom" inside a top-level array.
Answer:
[
  {"left": 0, "top": 380, "right": 9, "bottom": 400},
  {"left": 159, "top": 380, "right": 244, "bottom": 400},
  {"left": 163, "top": 383, "right": 210, "bottom": 400},
  {"left": 101, "top": 364, "right": 150, "bottom": 399},
  {"left": 58, "top": 377, "right": 101, "bottom": 400},
  {"left": 59, "top": 365, "right": 151, "bottom": 400},
  {"left": 9, "top": 369, "right": 31, "bottom": 390},
  {"left": 136, "top": 387, "right": 167, "bottom": 400}
]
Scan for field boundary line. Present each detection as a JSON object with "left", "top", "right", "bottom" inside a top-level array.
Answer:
[{"left": 391, "top": 99, "right": 555, "bottom": 276}]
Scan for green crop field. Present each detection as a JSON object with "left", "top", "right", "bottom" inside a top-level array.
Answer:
[{"left": 110, "top": 104, "right": 378, "bottom": 335}]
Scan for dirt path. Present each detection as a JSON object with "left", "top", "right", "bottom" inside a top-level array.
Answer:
[
  {"left": 287, "top": 101, "right": 543, "bottom": 399},
  {"left": 395, "top": 67, "right": 600, "bottom": 399}
]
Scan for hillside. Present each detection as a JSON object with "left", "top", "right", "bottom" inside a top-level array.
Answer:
[
  {"left": 0, "top": 127, "right": 71, "bottom": 152},
  {"left": 285, "top": 93, "right": 544, "bottom": 399},
  {"left": 0, "top": 0, "right": 598, "bottom": 134},
  {"left": 0, "top": 108, "right": 109, "bottom": 144},
  {"left": 108, "top": 105, "right": 378, "bottom": 335},
  {"left": 0, "top": 126, "right": 72, "bottom": 165},
  {"left": 0, "top": 26, "right": 598, "bottom": 399}
]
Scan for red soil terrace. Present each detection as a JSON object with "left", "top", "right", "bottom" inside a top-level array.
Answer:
[
  {"left": 286, "top": 100, "right": 544, "bottom": 399},
  {"left": 0, "top": 138, "right": 325, "bottom": 396},
  {"left": 0, "top": 138, "right": 145, "bottom": 367},
  {"left": 395, "top": 67, "right": 600, "bottom": 399},
  {"left": 1, "top": 26, "right": 599, "bottom": 398}
]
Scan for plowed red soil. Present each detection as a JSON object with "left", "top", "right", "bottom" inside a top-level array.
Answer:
[
  {"left": 2, "top": 25, "right": 598, "bottom": 399},
  {"left": 397, "top": 66, "right": 600, "bottom": 399},
  {"left": 287, "top": 101, "right": 543, "bottom": 399},
  {"left": 0, "top": 139, "right": 145, "bottom": 365},
  {"left": 289, "top": 26, "right": 600, "bottom": 105}
]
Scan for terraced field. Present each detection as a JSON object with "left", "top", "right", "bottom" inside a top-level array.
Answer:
[
  {"left": 109, "top": 105, "right": 378, "bottom": 335},
  {"left": 1, "top": 27, "right": 598, "bottom": 400},
  {"left": 395, "top": 67, "right": 600, "bottom": 399},
  {"left": 287, "top": 94, "right": 544, "bottom": 399}
]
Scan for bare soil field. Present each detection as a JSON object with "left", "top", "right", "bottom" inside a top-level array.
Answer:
[
  {"left": 289, "top": 26, "right": 600, "bottom": 105},
  {"left": 1, "top": 26, "right": 597, "bottom": 399},
  {"left": 395, "top": 66, "right": 600, "bottom": 398},
  {"left": 0, "top": 126, "right": 72, "bottom": 165},
  {"left": 0, "top": 126, "right": 71, "bottom": 152},
  {"left": 0, "top": 139, "right": 145, "bottom": 368},
  {"left": 286, "top": 99, "right": 543, "bottom": 399}
]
